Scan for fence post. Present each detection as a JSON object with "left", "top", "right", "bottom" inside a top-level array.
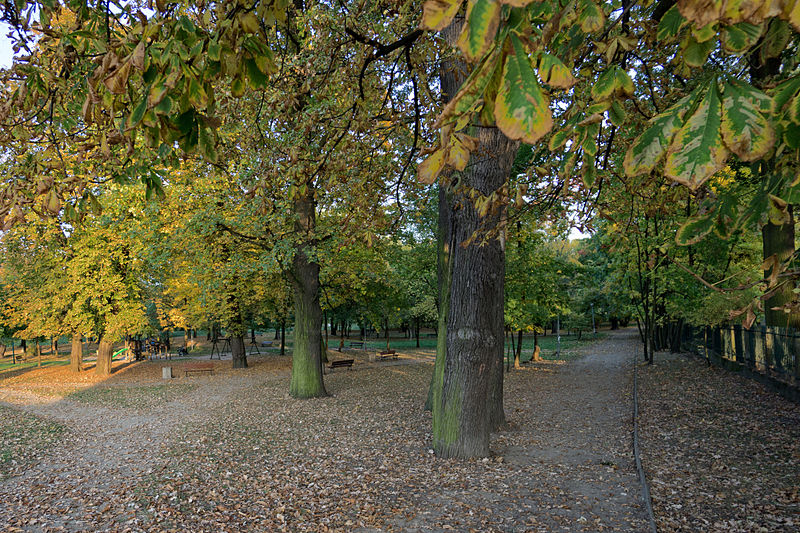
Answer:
[
  {"left": 764, "top": 326, "right": 774, "bottom": 372},
  {"left": 733, "top": 325, "right": 743, "bottom": 363}
]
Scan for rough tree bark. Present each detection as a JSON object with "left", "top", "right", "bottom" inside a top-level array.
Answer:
[
  {"left": 70, "top": 335, "right": 83, "bottom": 373},
  {"left": 96, "top": 338, "right": 113, "bottom": 376},
  {"left": 231, "top": 335, "right": 247, "bottom": 368},
  {"left": 762, "top": 207, "right": 800, "bottom": 328},
  {"left": 289, "top": 185, "right": 327, "bottom": 398},
  {"left": 430, "top": 19, "right": 517, "bottom": 458}
]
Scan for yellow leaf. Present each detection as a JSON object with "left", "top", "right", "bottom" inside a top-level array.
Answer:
[
  {"left": 421, "top": 0, "right": 464, "bottom": 31},
  {"left": 103, "top": 61, "right": 131, "bottom": 95},
  {"left": 418, "top": 148, "right": 447, "bottom": 184}
]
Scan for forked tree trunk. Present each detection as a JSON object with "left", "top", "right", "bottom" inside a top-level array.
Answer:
[
  {"left": 289, "top": 186, "right": 327, "bottom": 398},
  {"left": 96, "top": 338, "right": 113, "bottom": 376},
  {"left": 70, "top": 335, "right": 83, "bottom": 373}
]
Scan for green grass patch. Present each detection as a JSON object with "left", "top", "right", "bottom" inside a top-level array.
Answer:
[
  {"left": 0, "top": 358, "right": 69, "bottom": 372},
  {"left": 514, "top": 332, "right": 607, "bottom": 362},
  {"left": 67, "top": 384, "right": 197, "bottom": 409},
  {"left": 0, "top": 404, "right": 67, "bottom": 480}
]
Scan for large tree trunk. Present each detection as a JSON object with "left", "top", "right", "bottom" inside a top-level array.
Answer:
[
  {"left": 289, "top": 186, "right": 327, "bottom": 398},
  {"left": 431, "top": 22, "right": 516, "bottom": 457},
  {"left": 762, "top": 208, "right": 800, "bottom": 328},
  {"left": 231, "top": 335, "right": 247, "bottom": 368},
  {"left": 96, "top": 338, "right": 113, "bottom": 376},
  {"left": 70, "top": 335, "right": 83, "bottom": 373}
]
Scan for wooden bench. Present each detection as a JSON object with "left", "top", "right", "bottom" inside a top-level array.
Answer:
[
  {"left": 327, "top": 359, "right": 354, "bottom": 372},
  {"left": 261, "top": 341, "right": 274, "bottom": 347},
  {"left": 348, "top": 341, "right": 365, "bottom": 349},
  {"left": 184, "top": 362, "right": 214, "bottom": 376},
  {"left": 379, "top": 350, "right": 398, "bottom": 361}
]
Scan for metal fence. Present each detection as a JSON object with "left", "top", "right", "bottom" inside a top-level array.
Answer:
[{"left": 680, "top": 324, "right": 800, "bottom": 388}]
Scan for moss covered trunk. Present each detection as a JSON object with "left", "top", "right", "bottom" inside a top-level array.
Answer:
[
  {"left": 70, "top": 335, "right": 83, "bottom": 373},
  {"left": 430, "top": 19, "right": 515, "bottom": 458},
  {"left": 290, "top": 186, "right": 327, "bottom": 398},
  {"left": 95, "top": 338, "right": 113, "bottom": 376}
]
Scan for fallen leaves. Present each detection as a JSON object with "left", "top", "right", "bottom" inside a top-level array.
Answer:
[{"left": 639, "top": 352, "right": 800, "bottom": 532}]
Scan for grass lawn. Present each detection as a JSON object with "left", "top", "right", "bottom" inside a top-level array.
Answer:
[{"left": 0, "top": 359, "right": 69, "bottom": 373}]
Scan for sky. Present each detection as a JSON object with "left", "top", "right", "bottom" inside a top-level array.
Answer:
[{"left": 0, "top": 23, "right": 11, "bottom": 68}]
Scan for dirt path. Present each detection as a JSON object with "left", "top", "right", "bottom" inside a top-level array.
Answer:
[{"left": 0, "top": 332, "right": 651, "bottom": 532}]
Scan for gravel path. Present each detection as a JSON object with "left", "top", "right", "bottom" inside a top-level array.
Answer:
[{"left": 0, "top": 331, "right": 651, "bottom": 532}]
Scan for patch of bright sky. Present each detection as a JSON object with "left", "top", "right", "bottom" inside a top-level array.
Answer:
[{"left": 0, "top": 23, "right": 12, "bottom": 68}]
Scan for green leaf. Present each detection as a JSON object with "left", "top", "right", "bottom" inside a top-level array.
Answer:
[
  {"left": 245, "top": 57, "right": 268, "bottom": 89},
  {"left": 720, "top": 80, "right": 775, "bottom": 161},
  {"left": 198, "top": 127, "right": 218, "bottom": 163},
  {"left": 624, "top": 95, "right": 694, "bottom": 177},
  {"left": 609, "top": 100, "right": 626, "bottom": 127},
  {"left": 207, "top": 40, "right": 221, "bottom": 62},
  {"left": 231, "top": 76, "right": 246, "bottom": 98},
  {"left": 456, "top": 0, "right": 501, "bottom": 62},
  {"left": 761, "top": 18, "right": 790, "bottom": 60},
  {"left": 421, "top": 0, "right": 464, "bottom": 31},
  {"left": 665, "top": 82, "right": 728, "bottom": 190},
  {"left": 494, "top": 34, "right": 553, "bottom": 143},
  {"left": 720, "top": 22, "right": 763, "bottom": 54},
  {"left": 692, "top": 23, "right": 717, "bottom": 43},
  {"left": 155, "top": 95, "right": 173, "bottom": 115},
  {"left": 790, "top": 91, "right": 800, "bottom": 125},
  {"left": 548, "top": 129, "right": 569, "bottom": 151},
  {"left": 579, "top": 0, "right": 605, "bottom": 33},
  {"left": 129, "top": 98, "right": 147, "bottom": 128},
  {"left": 682, "top": 34, "right": 715, "bottom": 66},
  {"left": 676, "top": 211, "right": 715, "bottom": 245},
  {"left": 186, "top": 77, "right": 208, "bottom": 109},
  {"left": 591, "top": 69, "right": 616, "bottom": 100},
  {"left": 784, "top": 121, "right": 800, "bottom": 149},
  {"left": 435, "top": 47, "right": 501, "bottom": 128},
  {"left": 657, "top": 5, "right": 685, "bottom": 40},
  {"left": 178, "top": 16, "right": 196, "bottom": 34},
  {"left": 771, "top": 76, "right": 800, "bottom": 117},
  {"left": 591, "top": 66, "right": 633, "bottom": 100}
]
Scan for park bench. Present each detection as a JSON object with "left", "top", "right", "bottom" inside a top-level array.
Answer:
[
  {"left": 184, "top": 362, "right": 214, "bottom": 377},
  {"left": 348, "top": 341, "right": 365, "bottom": 349},
  {"left": 379, "top": 350, "right": 398, "bottom": 361},
  {"left": 327, "top": 359, "right": 354, "bottom": 372},
  {"left": 261, "top": 341, "right": 274, "bottom": 347}
]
